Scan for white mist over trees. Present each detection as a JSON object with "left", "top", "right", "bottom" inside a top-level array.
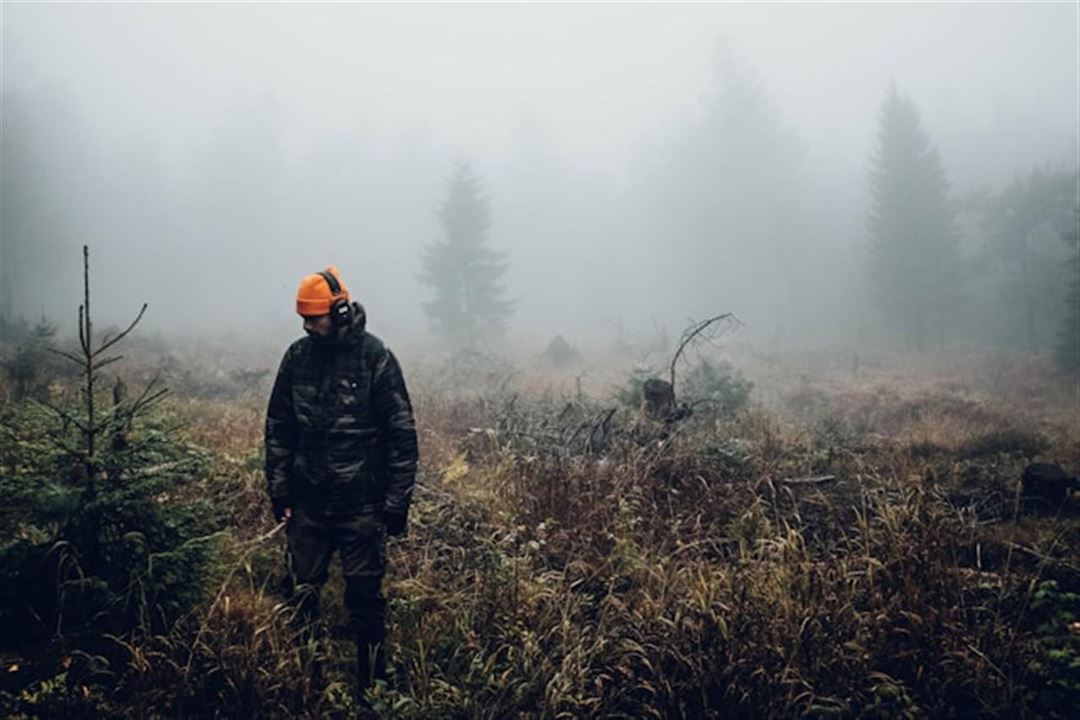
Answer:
[
  {"left": 0, "top": 4, "right": 1076, "bottom": 359},
  {"left": 973, "top": 169, "right": 1077, "bottom": 352},
  {"left": 630, "top": 42, "right": 807, "bottom": 346},
  {"left": 1058, "top": 219, "right": 1080, "bottom": 373},
  {"left": 0, "top": 89, "right": 95, "bottom": 315},
  {"left": 419, "top": 163, "right": 514, "bottom": 350},
  {"left": 867, "top": 84, "right": 961, "bottom": 352}
]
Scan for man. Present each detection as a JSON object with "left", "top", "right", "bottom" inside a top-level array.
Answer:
[{"left": 265, "top": 265, "right": 418, "bottom": 693}]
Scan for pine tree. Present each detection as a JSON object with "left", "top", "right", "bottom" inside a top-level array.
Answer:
[
  {"left": 419, "top": 162, "right": 514, "bottom": 349},
  {"left": 868, "top": 84, "right": 961, "bottom": 350},
  {"left": 0, "top": 247, "right": 221, "bottom": 647}
]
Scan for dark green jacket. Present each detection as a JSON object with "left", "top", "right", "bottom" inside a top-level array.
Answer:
[{"left": 265, "top": 303, "right": 418, "bottom": 516}]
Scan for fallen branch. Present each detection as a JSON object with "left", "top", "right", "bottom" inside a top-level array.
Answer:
[
  {"left": 1004, "top": 541, "right": 1080, "bottom": 574},
  {"left": 779, "top": 475, "right": 837, "bottom": 486},
  {"left": 254, "top": 520, "right": 287, "bottom": 544}
]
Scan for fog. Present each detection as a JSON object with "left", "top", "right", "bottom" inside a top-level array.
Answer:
[{"left": 2, "top": 3, "right": 1077, "bottom": 357}]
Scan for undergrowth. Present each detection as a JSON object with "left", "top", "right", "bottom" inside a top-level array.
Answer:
[{"left": 1, "top": 352, "right": 1077, "bottom": 719}]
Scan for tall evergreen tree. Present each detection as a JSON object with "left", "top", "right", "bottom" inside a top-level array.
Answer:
[
  {"left": 868, "top": 84, "right": 961, "bottom": 350},
  {"left": 419, "top": 162, "right": 513, "bottom": 349}
]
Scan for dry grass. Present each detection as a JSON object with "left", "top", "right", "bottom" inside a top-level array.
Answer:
[{"left": 4, "top": 349, "right": 1078, "bottom": 718}]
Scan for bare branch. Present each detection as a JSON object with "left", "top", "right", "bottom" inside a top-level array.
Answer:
[
  {"left": 130, "top": 374, "right": 166, "bottom": 413},
  {"left": 96, "top": 303, "right": 147, "bottom": 354},
  {"left": 1004, "top": 542, "right": 1080, "bottom": 574},
  {"left": 255, "top": 521, "right": 287, "bottom": 544},
  {"left": 587, "top": 408, "right": 617, "bottom": 452},
  {"left": 131, "top": 388, "right": 169, "bottom": 415},
  {"left": 779, "top": 475, "right": 837, "bottom": 486},
  {"left": 668, "top": 313, "right": 741, "bottom": 399}
]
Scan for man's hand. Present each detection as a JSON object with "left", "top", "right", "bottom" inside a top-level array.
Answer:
[
  {"left": 384, "top": 511, "right": 408, "bottom": 537},
  {"left": 271, "top": 497, "right": 292, "bottom": 523}
]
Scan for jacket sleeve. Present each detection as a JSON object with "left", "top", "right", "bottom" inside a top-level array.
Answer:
[
  {"left": 265, "top": 346, "right": 297, "bottom": 502},
  {"left": 371, "top": 347, "right": 419, "bottom": 516}
]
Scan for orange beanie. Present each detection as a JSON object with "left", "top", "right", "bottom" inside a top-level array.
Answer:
[{"left": 296, "top": 265, "right": 350, "bottom": 316}]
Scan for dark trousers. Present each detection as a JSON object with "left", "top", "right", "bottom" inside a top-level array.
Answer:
[{"left": 287, "top": 505, "right": 387, "bottom": 685}]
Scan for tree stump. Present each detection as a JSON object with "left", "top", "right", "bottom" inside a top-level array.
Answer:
[{"left": 641, "top": 378, "right": 674, "bottom": 421}]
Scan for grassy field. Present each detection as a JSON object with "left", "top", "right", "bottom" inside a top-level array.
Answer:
[{"left": 2, "top": 345, "right": 1078, "bottom": 719}]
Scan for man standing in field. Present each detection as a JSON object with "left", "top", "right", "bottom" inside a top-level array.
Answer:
[{"left": 265, "top": 265, "right": 418, "bottom": 695}]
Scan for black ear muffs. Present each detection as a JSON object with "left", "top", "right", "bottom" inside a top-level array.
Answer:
[{"left": 317, "top": 270, "right": 352, "bottom": 327}]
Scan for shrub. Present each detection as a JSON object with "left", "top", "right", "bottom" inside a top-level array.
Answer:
[
  {"left": 1024, "top": 580, "right": 1080, "bottom": 718},
  {"left": 1, "top": 316, "right": 73, "bottom": 402},
  {"left": 682, "top": 358, "right": 753, "bottom": 415},
  {"left": 0, "top": 383, "right": 223, "bottom": 648},
  {"left": 613, "top": 365, "right": 657, "bottom": 408},
  {"left": 615, "top": 359, "right": 752, "bottom": 416}
]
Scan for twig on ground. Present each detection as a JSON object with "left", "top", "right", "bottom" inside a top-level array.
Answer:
[{"left": 780, "top": 475, "right": 837, "bottom": 486}]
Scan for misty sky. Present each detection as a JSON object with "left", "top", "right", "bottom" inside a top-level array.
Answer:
[{"left": 2, "top": 2, "right": 1077, "bottom": 353}]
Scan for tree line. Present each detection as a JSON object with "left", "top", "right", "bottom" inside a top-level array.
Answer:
[
  {"left": 419, "top": 71, "right": 1077, "bottom": 372},
  {"left": 867, "top": 83, "right": 1077, "bottom": 364},
  {"left": 1, "top": 48, "right": 1076, "bottom": 370}
]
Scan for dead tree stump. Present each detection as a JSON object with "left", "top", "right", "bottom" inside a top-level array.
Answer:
[{"left": 641, "top": 378, "right": 674, "bottom": 421}]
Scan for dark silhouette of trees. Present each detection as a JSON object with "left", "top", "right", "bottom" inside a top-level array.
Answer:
[
  {"left": 419, "top": 162, "right": 514, "bottom": 349},
  {"left": 978, "top": 169, "right": 1077, "bottom": 351},
  {"left": 868, "top": 84, "right": 961, "bottom": 350},
  {"left": 1057, "top": 215, "right": 1080, "bottom": 374},
  {"left": 2, "top": 315, "right": 60, "bottom": 401}
]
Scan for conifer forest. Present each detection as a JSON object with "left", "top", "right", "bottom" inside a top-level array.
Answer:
[{"left": 1, "top": 4, "right": 1078, "bottom": 719}]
